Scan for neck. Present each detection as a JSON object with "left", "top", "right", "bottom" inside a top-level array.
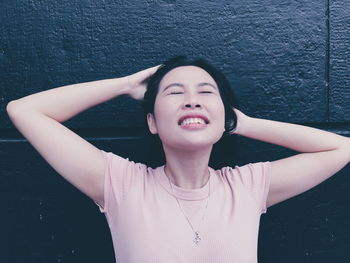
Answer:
[{"left": 163, "top": 145, "right": 212, "bottom": 189}]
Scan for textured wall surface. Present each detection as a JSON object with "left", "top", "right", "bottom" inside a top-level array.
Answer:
[
  {"left": 329, "top": 0, "right": 350, "bottom": 122},
  {"left": 1, "top": 0, "right": 350, "bottom": 262}
]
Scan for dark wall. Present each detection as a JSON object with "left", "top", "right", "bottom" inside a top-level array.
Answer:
[{"left": 1, "top": 1, "right": 350, "bottom": 262}]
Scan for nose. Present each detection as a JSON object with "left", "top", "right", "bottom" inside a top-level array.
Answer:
[
  {"left": 184, "top": 103, "right": 201, "bottom": 109},
  {"left": 182, "top": 91, "right": 202, "bottom": 109}
]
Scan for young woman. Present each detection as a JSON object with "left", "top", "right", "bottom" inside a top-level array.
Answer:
[{"left": 7, "top": 56, "right": 350, "bottom": 262}]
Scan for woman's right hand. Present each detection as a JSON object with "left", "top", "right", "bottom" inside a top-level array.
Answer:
[{"left": 126, "top": 65, "right": 161, "bottom": 100}]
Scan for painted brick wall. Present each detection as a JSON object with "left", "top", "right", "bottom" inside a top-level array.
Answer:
[{"left": 1, "top": 1, "right": 350, "bottom": 262}]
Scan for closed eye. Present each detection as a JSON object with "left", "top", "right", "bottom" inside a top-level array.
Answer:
[
  {"left": 199, "top": 91, "right": 213, "bottom": 94},
  {"left": 169, "top": 91, "right": 184, "bottom": 95}
]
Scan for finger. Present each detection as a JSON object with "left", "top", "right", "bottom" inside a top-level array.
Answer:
[
  {"left": 146, "top": 64, "right": 162, "bottom": 76},
  {"left": 139, "top": 65, "right": 162, "bottom": 81}
]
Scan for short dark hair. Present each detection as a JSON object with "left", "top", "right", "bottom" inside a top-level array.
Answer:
[{"left": 143, "top": 55, "right": 239, "bottom": 135}]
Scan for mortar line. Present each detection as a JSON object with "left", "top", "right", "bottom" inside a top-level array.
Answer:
[{"left": 325, "top": 0, "right": 331, "bottom": 122}]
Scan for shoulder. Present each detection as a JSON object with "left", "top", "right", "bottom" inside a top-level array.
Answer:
[
  {"left": 215, "top": 161, "right": 272, "bottom": 214},
  {"left": 100, "top": 149, "right": 158, "bottom": 174},
  {"left": 215, "top": 161, "right": 271, "bottom": 185}
]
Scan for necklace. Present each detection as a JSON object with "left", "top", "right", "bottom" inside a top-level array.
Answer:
[{"left": 165, "top": 168, "right": 211, "bottom": 245}]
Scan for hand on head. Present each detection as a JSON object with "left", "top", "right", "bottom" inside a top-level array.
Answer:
[
  {"left": 230, "top": 108, "right": 249, "bottom": 135},
  {"left": 126, "top": 65, "right": 162, "bottom": 100}
]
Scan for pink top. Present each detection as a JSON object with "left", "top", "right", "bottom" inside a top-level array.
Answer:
[{"left": 96, "top": 150, "right": 271, "bottom": 263}]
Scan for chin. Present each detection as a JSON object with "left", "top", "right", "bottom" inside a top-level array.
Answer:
[{"left": 168, "top": 136, "right": 220, "bottom": 151}]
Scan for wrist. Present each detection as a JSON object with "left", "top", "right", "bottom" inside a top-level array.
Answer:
[
  {"left": 116, "top": 76, "right": 133, "bottom": 96},
  {"left": 231, "top": 109, "right": 252, "bottom": 136}
]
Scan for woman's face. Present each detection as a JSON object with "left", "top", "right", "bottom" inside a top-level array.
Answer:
[{"left": 147, "top": 66, "right": 225, "bottom": 151}]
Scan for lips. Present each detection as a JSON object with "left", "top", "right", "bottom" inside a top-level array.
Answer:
[{"left": 178, "top": 114, "right": 210, "bottom": 126}]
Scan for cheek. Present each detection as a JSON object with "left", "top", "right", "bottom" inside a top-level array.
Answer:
[
  {"left": 210, "top": 99, "right": 225, "bottom": 117},
  {"left": 213, "top": 102, "right": 226, "bottom": 129},
  {"left": 154, "top": 95, "right": 180, "bottom": 114},
  {"left": 153, "top": 99, "right": 177, "bottom": 128}
]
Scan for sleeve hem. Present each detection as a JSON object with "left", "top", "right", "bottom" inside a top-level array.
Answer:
[
  {"left": 95, "top": 149, "right": 110, "bottom": 213},
  {"left": 261, "top": 161, "right": 272, "bottom": 214}
]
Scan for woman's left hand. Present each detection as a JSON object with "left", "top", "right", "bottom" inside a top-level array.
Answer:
[{"left": 230, "top": 108, "right": 250, "bottom": 135}]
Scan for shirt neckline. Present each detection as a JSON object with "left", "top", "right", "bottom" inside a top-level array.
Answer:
[{"left": 157, "top": 165, "right": 217, "bottom": 201}]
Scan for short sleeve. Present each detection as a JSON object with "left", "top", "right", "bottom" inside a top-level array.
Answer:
[
  {"left": 95, "top": 149, "right": 148, "bottom": 214},
  {"left": 232, "top": 161, "right": 272, "bottom": 214}
]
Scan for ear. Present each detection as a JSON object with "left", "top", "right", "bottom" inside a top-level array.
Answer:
[{"left": 147, "top": 113, "right": 158, "bottom": 134}]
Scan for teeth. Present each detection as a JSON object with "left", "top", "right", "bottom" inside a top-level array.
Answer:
[{"left": 180, "top": 117, "right": 206, "bottom": 126}]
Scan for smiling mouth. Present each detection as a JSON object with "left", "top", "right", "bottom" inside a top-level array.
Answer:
[{"left": 178, "top": 117, "right": 209, "bottom": 126}]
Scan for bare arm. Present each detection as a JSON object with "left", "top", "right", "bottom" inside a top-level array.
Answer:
[
  {"left": 6, "top": 65, "right": 159, "bottom": 208},
  {"left": 233, "top": 109, "right": 350, "bottom": 208}
]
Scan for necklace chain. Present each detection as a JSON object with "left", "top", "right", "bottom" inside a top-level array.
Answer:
[{"left": 166, "top": 168, "right": 211, "bottom": 245}]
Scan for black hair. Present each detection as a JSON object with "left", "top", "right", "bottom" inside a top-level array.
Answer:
[
  {"left": 143, "top": 55, "right": 239, "bottom": 135},
  {"left": 142, "top": 55, "right": 240, "bottom": 168}
]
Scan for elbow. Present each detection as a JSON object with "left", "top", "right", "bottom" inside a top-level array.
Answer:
[
  {"left": 6, "top": 100, "right": 25, "bottom": 118},
  {"left": 6, "top": 100, "right": 17, "bottom": 116}
]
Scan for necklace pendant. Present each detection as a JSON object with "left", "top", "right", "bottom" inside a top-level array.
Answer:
[{"left": 193, "top": 231, "right": 202, "bottom": 245}]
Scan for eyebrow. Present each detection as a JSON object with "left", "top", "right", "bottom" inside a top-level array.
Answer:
[{"left": 162, "top": 82, "right": 217, "bottom": 92}]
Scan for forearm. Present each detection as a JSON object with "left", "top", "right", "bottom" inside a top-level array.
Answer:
[
  {"left": 7, "top": 77, "right": 130, "bottom": 122},
  {"left": 235, "top": 115, "right": 349, "bottom": 153}
]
